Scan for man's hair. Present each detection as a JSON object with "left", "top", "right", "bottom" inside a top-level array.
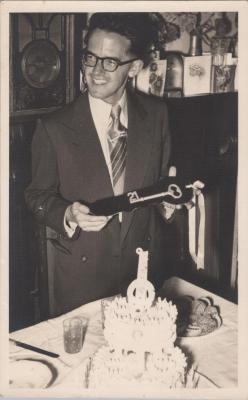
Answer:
[{"left": 84, "top": 13, "right": 157, "bottom": 66}]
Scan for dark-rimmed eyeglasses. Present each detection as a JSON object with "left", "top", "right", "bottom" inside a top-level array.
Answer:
[{"left": 82, "top": 50, "right": 139, "bottom": 72}]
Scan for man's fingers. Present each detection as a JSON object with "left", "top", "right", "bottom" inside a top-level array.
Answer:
[
  {"left": 72, "top": 202, "right": 106, "bottom": 220},
  {"left": 78, "top": 214, "right": 107, "bottom": 223},
  {"left": 79, "top": 219, "right": 109, "bottom": 231},
  {"left": 185, "top": 200, "right": 195, "bottom": 210},
  {"left": 70, "top": 201, "right": 110, "bottom": 232},
  {"left": 168, "top": 166, "right": 177, "bottom": 177},
  {"left": 80, "top": 214, "right": 115, "bottom": 231},
  {"left": 79, "top": 218, "right": 107, "bottom": 226},
  {"left": 70, "top": 202, "right": 89, "bottom": 218},
  {"left": 83, "top": 225, "right": 107, "bottom": 232},
  {"left": 72, "top": 202, "right": 90, "bottom": 215},
  {"left": 162, "top": 201, "right": 175, "bottom": 210}
]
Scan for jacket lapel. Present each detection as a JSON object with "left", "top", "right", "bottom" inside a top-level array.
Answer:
[
  {"left": 121, "top": 92, "right": 153, "bottom": 243},
  {"left": 57, "top": 93, "right": 114, "bottom": 200}
]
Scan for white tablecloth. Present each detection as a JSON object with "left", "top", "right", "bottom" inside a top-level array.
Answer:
[
  {"left": 8, "top": 277, "right": 237, "bottom": 393},
  {"left": 160, "top": 277, "right": 237, "bottom": 388}
]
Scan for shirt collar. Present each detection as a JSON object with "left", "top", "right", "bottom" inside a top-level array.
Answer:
[
  {"left": 117, "top": 91, "right": 127, "bottom": 127},
  {"left": 88, "top": 91, "right": 128, "bottom": 128}
]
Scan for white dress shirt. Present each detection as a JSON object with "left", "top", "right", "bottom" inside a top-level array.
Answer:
[
  {"left": 64, "top": 91, "right": 128, "bottom": 236},
  {"left": 89, "top": 91, "right": 128, "bottom": 185}
]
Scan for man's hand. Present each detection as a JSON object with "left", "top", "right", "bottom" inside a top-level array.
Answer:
[
  {"left": 159, "top": 166, "right": 178, "bottom": 220},
  {"left": 66, "top": 202, "right": 112, "bottom": 232},
  {"left": 159, "top": 167, "right": 205, "bottom": 219}
]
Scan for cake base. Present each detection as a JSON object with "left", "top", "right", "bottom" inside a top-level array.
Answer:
[{"left": 86, "top": 345, "right": 187, "bottom": 389}]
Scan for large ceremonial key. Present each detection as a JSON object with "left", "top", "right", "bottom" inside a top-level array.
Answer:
[{"left": 89, "top": 177, "right": 194, "bottom": 216}]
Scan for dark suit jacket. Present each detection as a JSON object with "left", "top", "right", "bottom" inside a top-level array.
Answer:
[{"left": 25, "top": 90, "right": 171, "bottom": 314}]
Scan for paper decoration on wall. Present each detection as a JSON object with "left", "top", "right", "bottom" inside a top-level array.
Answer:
[
  {"left": 136, "top": 59, "right": 167, "bottom": 98},
  {"left": 183, "top": 55, "right": 212, "bottom": 96}
]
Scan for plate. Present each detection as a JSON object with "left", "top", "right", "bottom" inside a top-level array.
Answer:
[
  {"left": 9, "top": 357, "right": 58, "bottom": 389},
  {"left": 174, "top": 295, "right": 222, "bottom": 337}
]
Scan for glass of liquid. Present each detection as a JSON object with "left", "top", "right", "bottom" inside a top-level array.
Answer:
[{"left": 63, "top": 316, "right": 87, "bottom": 354}]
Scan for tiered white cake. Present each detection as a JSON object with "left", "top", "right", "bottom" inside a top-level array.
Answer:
[{"left": 86, "top": 248, "right": 188, "bottom": 389}]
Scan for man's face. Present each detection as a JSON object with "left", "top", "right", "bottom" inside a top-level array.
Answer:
[{"left": 84, "top": 29, "right": 140, "bottom": 104}]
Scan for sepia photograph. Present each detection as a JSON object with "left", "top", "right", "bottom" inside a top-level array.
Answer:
[{"left": 0, "top": 1, "right": 247, "bottom": 398}]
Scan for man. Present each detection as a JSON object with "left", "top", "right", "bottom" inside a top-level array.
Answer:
[{"left": 25, "top": 13, "right": 176, "bottom": 315}]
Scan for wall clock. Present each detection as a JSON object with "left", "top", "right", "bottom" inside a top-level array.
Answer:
[
  {"left": 10, "top": 13, "right": 86, "bottom": 115},
  {"left": 21, "top": 39, "right": 61, "bottom": 89}
]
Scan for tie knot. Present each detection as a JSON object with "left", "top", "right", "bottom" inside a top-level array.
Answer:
[
  {"left": 110, "top": 104, "right": 121, "bottom": 121},
  {"left": 107, "top": 103, "right": 127, "bottom": 142}
]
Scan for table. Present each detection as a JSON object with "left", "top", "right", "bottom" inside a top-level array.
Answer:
[
  {"left": 8, "top": 277, "right": 237, "bottom": 393},
  {"left": 160, "top": 277, "right": 238, "bottom": 388}
]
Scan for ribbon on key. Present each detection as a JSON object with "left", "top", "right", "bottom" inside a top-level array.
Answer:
[{"left": 187, "top": 182, "right": 205, "bottom": 270}]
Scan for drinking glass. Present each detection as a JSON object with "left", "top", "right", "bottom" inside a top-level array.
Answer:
[{"left": 63, "top": 317, "right": 87, "bottom": 354}]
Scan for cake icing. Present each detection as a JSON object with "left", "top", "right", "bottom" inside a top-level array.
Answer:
[
  {"left": 87, "top": 345, "right": 187, "bottom": 388},
  {"left": 103, "top": 295, "right": 178, "bottom": 353}
]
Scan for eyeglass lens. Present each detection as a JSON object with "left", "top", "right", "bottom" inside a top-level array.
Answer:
[{"left": 83, "top": 53, "right": 118, "bottom": 72}]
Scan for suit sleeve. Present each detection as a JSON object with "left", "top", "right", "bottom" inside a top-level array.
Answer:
[{"left": 25, "top": 118, "right": 79, "bottom": 240}]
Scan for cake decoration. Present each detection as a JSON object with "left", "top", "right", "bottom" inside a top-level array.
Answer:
[{"left": 86, "top": 248, "right": 190, "bottom": 388}]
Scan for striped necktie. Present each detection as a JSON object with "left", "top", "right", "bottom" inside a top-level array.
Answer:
[{"left": 107, "top": 104, "right": 127, "bottom": 194}]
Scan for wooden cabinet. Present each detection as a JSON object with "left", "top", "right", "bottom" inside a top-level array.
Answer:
[{"left": 166, "top": 92, "right": 238, "bottom": 300}]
